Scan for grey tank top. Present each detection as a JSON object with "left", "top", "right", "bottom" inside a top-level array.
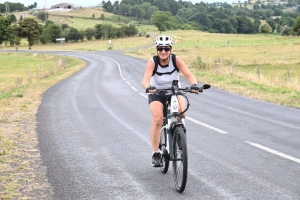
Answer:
[{"left": 150, "top": 57, "right": 180, "bottom": 89}]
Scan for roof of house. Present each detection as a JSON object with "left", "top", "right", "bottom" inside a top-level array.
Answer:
[{"left": 51, "top": 3, "right": 76, "bottom": 7}]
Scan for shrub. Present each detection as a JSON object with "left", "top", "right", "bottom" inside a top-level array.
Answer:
[{"left": 191, "top": 56, "right": 208, "bottom": 70}]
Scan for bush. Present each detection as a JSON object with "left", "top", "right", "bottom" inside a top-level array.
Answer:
[
  {"left": 191, "top": 56, "right": 208, "bottom": 70},
  {"left": 281, "top": 25, "right": 291, "bottom": 36}
]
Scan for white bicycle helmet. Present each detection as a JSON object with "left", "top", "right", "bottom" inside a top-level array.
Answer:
[{"left": 155, "top": 35, "right": 173, "bottom": 46}]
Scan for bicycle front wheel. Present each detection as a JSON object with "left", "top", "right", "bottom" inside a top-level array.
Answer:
[{"left": 172, "top": 126, "right": 187, "bottom": 193}]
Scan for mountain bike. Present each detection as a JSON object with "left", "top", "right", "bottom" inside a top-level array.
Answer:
[{"left": 156, "top": 80, "right": 210, "bottom": 193}]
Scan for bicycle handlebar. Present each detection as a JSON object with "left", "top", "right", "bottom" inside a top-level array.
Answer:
[{"left": 155, "top": 84, "right": 211, "bottom": 95}]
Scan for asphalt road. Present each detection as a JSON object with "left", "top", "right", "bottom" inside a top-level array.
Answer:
[{"left": 36, "top": 51, "right": 300, "bottom": 200}]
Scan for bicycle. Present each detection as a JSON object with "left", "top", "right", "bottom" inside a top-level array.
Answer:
[{"left": 155, "top": 80, "right": 210, "bottom": 193}]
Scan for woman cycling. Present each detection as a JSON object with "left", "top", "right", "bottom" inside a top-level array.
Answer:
[{"left": 142, "top": 35, "right": 200, "bottom": 167}]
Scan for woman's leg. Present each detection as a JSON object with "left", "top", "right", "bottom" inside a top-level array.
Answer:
[
  {"left": 149, "top": 101, "right": 164, "bottom": 152},
  {"left": 177, "top": 95, "right": 186, "bottom": 118}
]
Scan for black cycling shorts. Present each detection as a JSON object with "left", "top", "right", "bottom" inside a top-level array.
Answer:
[{"left": 148, "top": 94, "right": 171, "bottom": 105}]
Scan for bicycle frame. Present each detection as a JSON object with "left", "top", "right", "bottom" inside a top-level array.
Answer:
[{"left": 161, "top": 80, "right": 186, "bottom": 161}]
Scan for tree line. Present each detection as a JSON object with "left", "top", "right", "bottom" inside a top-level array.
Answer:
[
  {"left": 102, "top": 0, "right": 300, "bottom": 35},
  {"left": 0, "top": 2, "right": 29, "bottom": 12},
  {"left": 0, "top": 14, "right": 139, "bottom": 49}
]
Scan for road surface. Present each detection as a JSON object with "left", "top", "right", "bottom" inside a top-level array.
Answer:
[{"left": 36, "top": 50, "right": 300, "bottom": 199}]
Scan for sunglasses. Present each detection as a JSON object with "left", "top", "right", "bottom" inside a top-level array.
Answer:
[{"left": 157, "top": 47, "right": 171, "bottom": 52}]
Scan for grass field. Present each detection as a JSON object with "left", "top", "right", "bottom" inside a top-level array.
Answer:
[
  {"left": 48, "top": 15, "right": 121, "bottom": 30},
  {"left": 124, "top": 30, "right": 300, "bottom": 108},
  {"left": 49, "top": 7, "right": 116, "bottom": 19}
]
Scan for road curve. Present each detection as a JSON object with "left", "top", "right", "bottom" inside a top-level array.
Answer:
[{"left": 36, "top": 50, "right": 300, "bottom": 199}]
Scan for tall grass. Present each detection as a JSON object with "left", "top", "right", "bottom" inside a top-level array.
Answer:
[{"left": 0, "top": 52, "right": 86, "bottom": 199}]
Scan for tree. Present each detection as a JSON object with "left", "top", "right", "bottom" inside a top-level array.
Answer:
[
  {"left": 101, "top": 23, "right": 117, "bottom": 39},
  {"left": 68, "top": 27, "right": 81, "bottom": 42},
  {"left": 213, "top": 18, "right": 224, "bottom": 33},
  {"left": 189, "top": 12, "right": 212, "bottom": 29},
  {"left": 119, "top": 3, "right": 130, "bottom": 15},
  {"left": 61, "top": 24, "right": 69, "bottom": 30},
  {"left": 79, "top": 29, "right": 85, "bottom": 41},
  {"left": 276, "top": 24, "right": 282, "bottom": 34},
  {"left": 129, "top": 5, "right": 145, "bottom": 20},
  {"left": 235, "top": 16, "right": 254, "bottom": 33},
  {"left": 266, "top": 18, "right": 276, "bottom": 33},
  {"left": 28, "top": 2, "right": 37, "bottom": 9},
  {"left": 100, "top": 14, "right": 105, "bottom": 20},
  {"left": 94, "top": 24, "right": 103, "bottom": 39},
  {"left": 0, "top": 17, "right": 14, "bottom": 48},
  {"left": 281, "top": 25, "right": 291, "bottom": 36},
  {"left": 222, "top": 19, "right": 234, "bottom": 33},
  {"left": 151, "top": 11, "right": 173, "bottom": 33},
  {"left": 7, "top": 14, "right": 17, "bottom": 23},
  {"left": 13, "top": 18, "right": 40, "bottom": 49},
  {"left": 37, "top": 11, "right": 48, "bottom": 22},
  {"left": 41, "top": 24, "right": 62, "bottom": 43},
  {"left": 125, "top": 23, "right": 138, "bottom": 36},
  {"left": 61, "top": 28, "right": 70, "bottom": 43},
  {"left": 292, "top": 16, "right": 300, "bottom": 36},
  {"left": 253, "top": 18, "right": 261, "bottom": 33},
  {"left": 85, "top": 28, "right": 95, "bottom": 40},
  {"left": 259, "top": 23, "right": 272, "bottom": 35},
  {"left": 44, "top": 20, "right": 54, "bottom": 28}
]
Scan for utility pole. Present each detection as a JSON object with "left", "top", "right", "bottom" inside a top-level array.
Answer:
[
  {"left": 6, "top": 2, "right": 9, "bottom": 16},
  {"left": 44, "top": 0, "right": 48, "bottom": 21}
]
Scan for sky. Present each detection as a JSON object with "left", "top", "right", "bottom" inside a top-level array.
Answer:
[{"left": 1, "top": 0, "right": 236, "bottom": 9}]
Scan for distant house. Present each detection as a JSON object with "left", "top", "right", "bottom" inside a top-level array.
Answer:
[
  {"left": 50, "top": 3, "right": 77, "bottom": 9},
  {"left": 274, "top": 0, "right": 286, "bottom": 5},
  {"left": 270, "top": 16, "right": 281, "bottom": 19}
]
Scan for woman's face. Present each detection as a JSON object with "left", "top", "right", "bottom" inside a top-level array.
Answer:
[{"left": 157, "top": 46, "right": 171, "bottom": 60}]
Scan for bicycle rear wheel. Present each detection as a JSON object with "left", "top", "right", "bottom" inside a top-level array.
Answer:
[
  {"left": 172, "top": 126, "right": 187, "bottom": 193},
  {"left": 159, "top": 127, "right": 169, "bottom": 173}
]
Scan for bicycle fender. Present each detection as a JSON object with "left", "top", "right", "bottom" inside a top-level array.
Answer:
[{"left": 170, "top": 121, "right": 185, "bottom": 133}]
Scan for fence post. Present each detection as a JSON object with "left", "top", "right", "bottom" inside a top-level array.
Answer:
[
  {"left": 287, "top": 68, "right": 292, "bottom": 82},
  {"left": 257, "top": 66, "right": 260, "bottom": 80}
]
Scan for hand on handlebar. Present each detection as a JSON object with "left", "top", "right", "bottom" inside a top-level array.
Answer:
[
  {"left": 190, "top": 84, "right": 202, "bottom": 93},
  {"left": 145, "top": 85, "right": 157, "bottom": 93}
]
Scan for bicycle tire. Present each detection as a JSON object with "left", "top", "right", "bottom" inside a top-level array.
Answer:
[
  {"left": 159, "top": 127, "right": 169, "bottom": 173},
  {"left": 172, "top": 126, "right": 188, "bottom": 193}
]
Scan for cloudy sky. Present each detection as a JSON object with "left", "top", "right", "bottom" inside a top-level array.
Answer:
[{"left": 1, "top": 0, "right": 235, "bottom": 9}]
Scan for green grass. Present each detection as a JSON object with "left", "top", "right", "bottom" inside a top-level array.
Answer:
[
  {"left": 0, "top": 52, "right": 83, "bottom": 99},
  {"left": 49, "top": 15, "right": 121, "bottom": 30},
  {"left": 0, "top": 52, "right": 86, "bottom": 199}
]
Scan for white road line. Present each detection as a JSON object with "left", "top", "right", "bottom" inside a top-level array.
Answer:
[
  {"left": 245, "top": 141, "right": 300, "bottom": 164},
  {"left": 125, "top": 81, "right": 131, "bottom": 85},
  {"left": 186, "top": 117, "right": 228, "bottom": 134},
  {"left": 131, "top": 86, "right": 138, "bottom": 91},
  {"left": 139, "top": 93, "right": 148, "bottom": 99}
]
